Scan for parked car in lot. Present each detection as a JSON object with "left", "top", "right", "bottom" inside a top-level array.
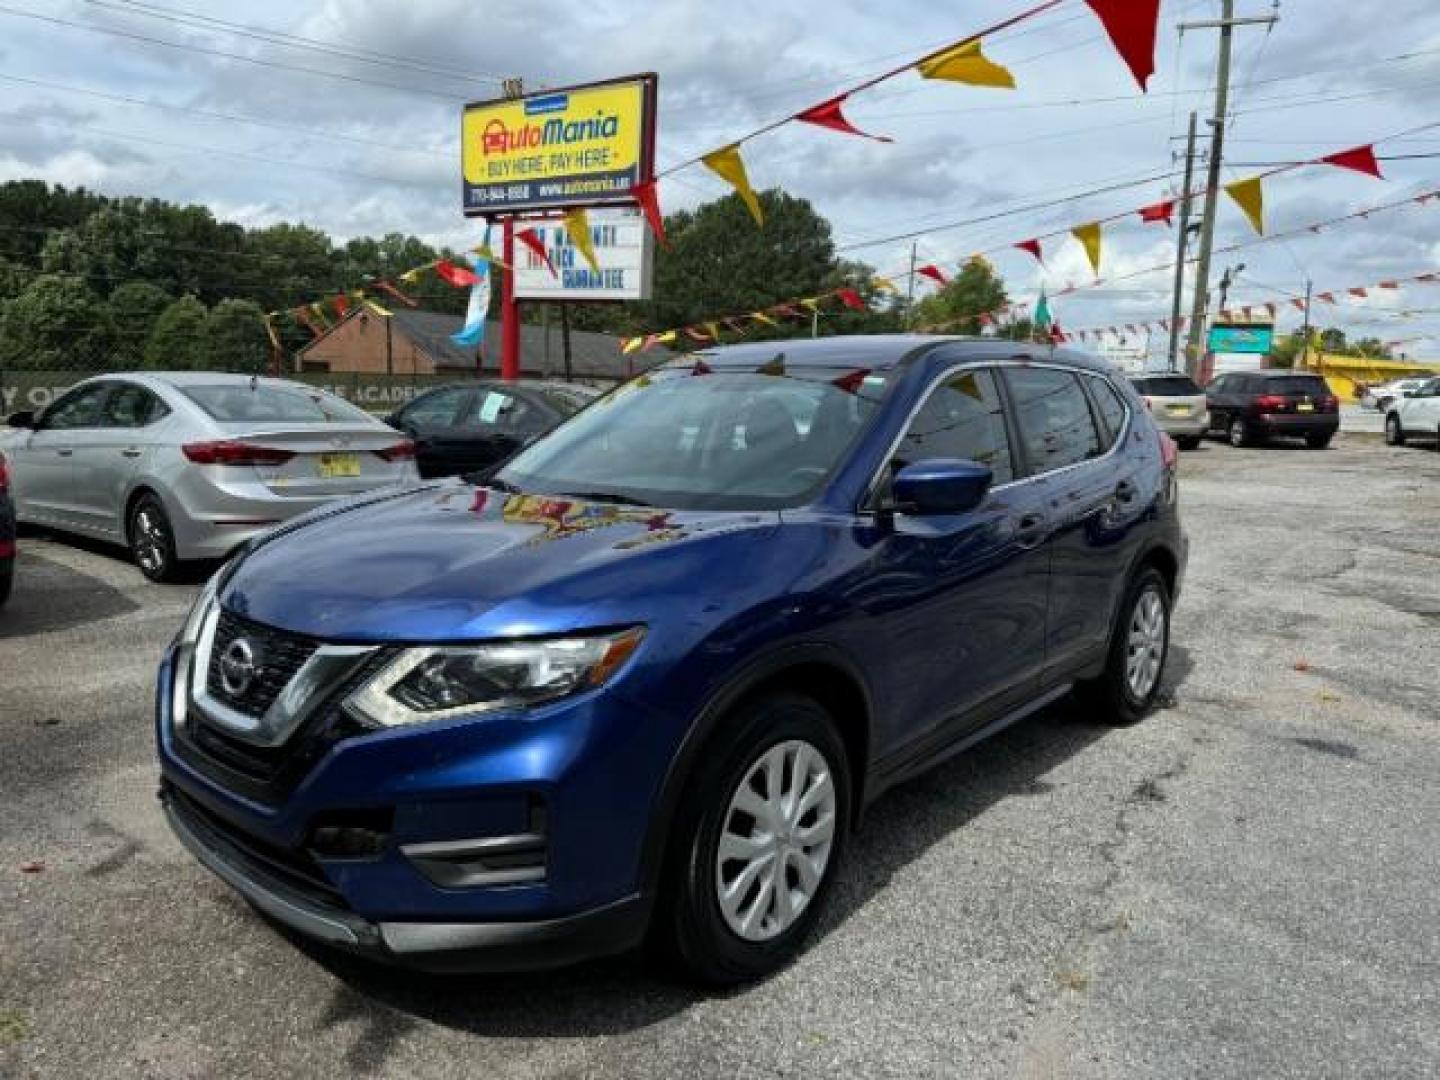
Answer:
[
  {"left": 385, "top": 380, "right": 599, "bottom": 478},
  {"left": 3, "top": 373, "right": 419, "bottom": 581},
  {"left": 1383, "top": 375, "right": 1440, "bottom": 448},
  {"left": 1129, "top": 372, "right": 1208, "bottom": 450},
  {"left": 157, "top": 337, "right": 1186, "bottom": 983},
  {"left": 1204, "top": 371, "right": 1339, "bottom": 448},
  {"left": 1362, "top": 377, "right": 1430, "bottom": 412},
  {"left": 0, "top": 449, "right": 14, "bottom": 607}
]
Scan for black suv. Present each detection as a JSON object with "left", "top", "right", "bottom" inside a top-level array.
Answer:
[{"left": 1204, "top": 371, "right": 1339, "bottom": 448}]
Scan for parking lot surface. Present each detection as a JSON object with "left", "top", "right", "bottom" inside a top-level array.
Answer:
[{"left": 2, "top": 436, "right": 1437, "bottom": 1079}]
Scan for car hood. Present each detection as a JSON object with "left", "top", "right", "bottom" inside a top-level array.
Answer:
[{"left": 222, "top": 481, "right": 782, "bottom": 641}]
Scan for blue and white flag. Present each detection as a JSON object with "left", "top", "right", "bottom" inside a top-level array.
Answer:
[{"left": 451, "top": 226, "right": 493, "bottom": 348}]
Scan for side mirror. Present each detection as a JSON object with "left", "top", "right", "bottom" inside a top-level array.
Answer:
[
  {"left": 893, "top": 459, "right": 993, "bottom": 516},
  {"left": 7, "top": 410, "right": 35, "bottom": 429}
]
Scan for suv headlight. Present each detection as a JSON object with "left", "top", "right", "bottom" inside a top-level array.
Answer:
[{"left": 345, "top": 627, "right": 645, "bottom": 729}]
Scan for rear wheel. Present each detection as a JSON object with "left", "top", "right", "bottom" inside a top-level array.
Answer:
[
  {"left": 128, "top": 493, "right": 180, "bottom": 583},
  {"left": 0, "top": 558, "right": 12, "bottom": 607},
  {"left": 1080, "top": 567, "right": 1171, "bottom": 726},
  {"left": 1305, "top": 433, "right": 1333, "bottom": 449},
  {"left": 656, "top": 693, "right": 850, "bottom": 985},
  {"left": 1228, "top": 418, "right": 1253, "bottom": 447},
  {"left": 1385, "top": 413, "right": 1406, "bottom": 447},
  {"left": 1175, "top": 436, "right": 1201, "bottom": 451}
]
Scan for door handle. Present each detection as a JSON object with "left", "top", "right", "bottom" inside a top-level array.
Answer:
[
  {"left": 1015, "top": 512, "right": 1046, "bottom": 550},
  {"left": 56, "top": 448, "right": 73, "bottom": 457},
  {"left": 121, "top": 447, "right": 143, "bottom": 458},
  {"left": 1114, "top": 479, "right": 1138, "bottom": 504}
]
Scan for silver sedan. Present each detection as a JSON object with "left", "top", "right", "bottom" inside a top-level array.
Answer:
[{"left": 1, "top": 372, "right": 419, "bottom": 580}]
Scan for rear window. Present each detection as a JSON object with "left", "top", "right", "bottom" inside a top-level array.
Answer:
[
  {"left": 1134, "top": 375, "right": 1201, "bottom": 396},
  {"left": 182, "top": 384, "right": 373, "bottom": 424},
  {"left": 1261, "top": 376, "right": 1328, "bottom": 396}
]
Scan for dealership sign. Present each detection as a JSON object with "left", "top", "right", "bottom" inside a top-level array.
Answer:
[
  {"left": 462, "top": 75, "right": 657, "bottom": 215},
  {"left": 1207, "top": 324, "right": 1275, "bottom": 355},
  {"left": 514, "top": 210, "right": 654, "bottom": 301}
]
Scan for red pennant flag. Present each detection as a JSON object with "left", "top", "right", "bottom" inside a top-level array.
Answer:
[
  {"left": 1320, "top": 144, "right": 1383, "bottom": 179},
  {"left": 628, "top": 180, "right": 669, "bottom": 249},
  {"left": 1085, "top": 0, "right": 1162, "bottom": 91},
  {"left": 435, "top": 260, "right": 479, "bottom": 287},
  {"left": 332, "top": 293, "right": 350, "bottom": 318},
  {"left": 1378, "top": 280, "right": 1400, "bottom": 289},
  {"left": 917, "top": 264, "right": 948, "bottom": 286},
  {"left": 772, "top": 304, "right": 804, "bottom": 319},
  {"left": 1015, "top": 238, "right": 1043, "bottom": 263},
  {"left": 691, "top": 360, "right": 713, "bottom": 375},
  {"left": 978, "top": 312, "right": 995, "bottom": 327},
  {"left": 374, "top": 280, "right": 418, "bottom": 307},
  {"left": 1139, "top": 198, "right": 1175, "bottom": 226},
  {"left": 795, "top": 94, "right": 892, "bottom": 143},
  {"left": 836, "top": 287, "right": 866, "bottom": 310},
  {"left": 1049, "top": 323, "right": 1067, "bottom": 344},
  {"left": 683, "top": 327, "right": 712, "bottom": 342},
  {"left": 1316, "top": 292, "right": 1336, "bottom": 304},
  {"left": 1348, "top": 287, "right": 1368, "bottom": 299},
  {"left": 831, "top": 368, "right": 870, "bottom": 395},
  {"left": 1291, "top": 298, "right": 1306, "bottom": 310},
  {"left": 515, "top": 227, "right": 557, "bottom": 278}
]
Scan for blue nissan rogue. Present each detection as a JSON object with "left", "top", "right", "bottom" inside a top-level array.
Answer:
[{"left": 156, "top": 336, "right": 1185, "bottom": 984}]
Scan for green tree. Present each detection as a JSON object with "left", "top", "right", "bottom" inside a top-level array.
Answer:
[
  {"left": 0, "top": 273, "right": 114, "bottom": 371},
  {"left": 911, "top": 257, "right": 1008, "bottom": 333},
  {"left": 145, "top": 295, "right": 208, "bottom": 370},
  {"left": 202, "top": 298, "right": 269, "bottom": 372},
  {"left": 0, "top": 256, "right": 26, "bottom": 301},
  {"left": 107, "top": 281, "right": 173, "bottom": 363}
]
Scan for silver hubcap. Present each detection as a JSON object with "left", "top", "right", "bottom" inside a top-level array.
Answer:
[
  {"left": 1126, "top": 588, "right": 1166, "bottom": 700},
  {"left": 715, "top": 739, "right": 836, "bottom": 942},
  {"left": 1230, "top": 421, "right": 1244, "bottom": 445},
  {"left": 133, "top": 508, "right": 167, "bottom": 573}
]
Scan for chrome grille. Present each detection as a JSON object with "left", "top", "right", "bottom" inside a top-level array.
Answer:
[{"left": 205, "top": 610, "right": 318, "bottom": 718}]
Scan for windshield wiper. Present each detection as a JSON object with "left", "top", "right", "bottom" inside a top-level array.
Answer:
[{"left": 552, "top": 490, "right": 654, "bottom": 507}]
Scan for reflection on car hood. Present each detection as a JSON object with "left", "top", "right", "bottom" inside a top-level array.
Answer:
[{"left": 222, "top": 480, "right": 781, "bottom": 641}]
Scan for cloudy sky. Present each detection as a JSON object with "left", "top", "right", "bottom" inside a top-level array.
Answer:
[{"left": 2, "top": 0, "right": 1439, "bottom": 355}]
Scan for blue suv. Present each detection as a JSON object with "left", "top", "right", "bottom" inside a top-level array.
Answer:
[{"left": 156, "top": 337, "right": 1185, "bottom": 984}]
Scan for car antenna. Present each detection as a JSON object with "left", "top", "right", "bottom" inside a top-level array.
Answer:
[{"left": 249, "top": 372, "right": 259, "bottom": 391}]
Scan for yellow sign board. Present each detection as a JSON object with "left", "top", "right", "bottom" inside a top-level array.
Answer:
[{"left": 462, "top": 75, "right": 656, "bottom": 215}]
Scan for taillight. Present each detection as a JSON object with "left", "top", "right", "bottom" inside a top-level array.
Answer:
[
  {"left": 1320, "top": 395, "right": 1339, "bottom": 413},
  {"left": 1254, "top": 394, "right": 1288, "bottom": 412},
  {"left": 374, "top": 440, "right": 416, "bottom": 462},
  {"left": 0, "top": 452, "right": 9, "bottom": 491},
  {"left": 182, "top": 440, "right": 295, "bottom": 466}
]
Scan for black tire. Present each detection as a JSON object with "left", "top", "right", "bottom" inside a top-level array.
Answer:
[
  {"left": 0, "top": 558, "right": 12, "bottom": 607},
  {"left": 655, "top": 693, "right": 851, "bottom": 986},
  {"left": 1228, "top": 418, "right": 1253, "bottom": 447},
  {"left": 128, "top": 493, "right": 181, "bottom": 582},
  {"left": 1079, "top": 567, "right": 1172, "bottom": 726},
  {"left": 1175, "top": 436, "right": 1202, "bottom": 451},
  {"left": 1305, "top": 433, "right": 1333, "bottom": 449},
  {"left": 1384, "top": 413, "right": 1406, "bottom": 447}
]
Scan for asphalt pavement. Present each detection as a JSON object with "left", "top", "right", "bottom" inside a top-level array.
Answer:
[{"left": 1, "top": 434, "right": 1437, "bottom": 1079}]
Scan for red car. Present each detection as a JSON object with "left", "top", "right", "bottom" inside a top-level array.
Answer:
[{"left": 0, "top": 449, "right": 15, "bottom": 606}]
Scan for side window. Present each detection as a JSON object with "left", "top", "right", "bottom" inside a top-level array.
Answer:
[
  {"left": 41, "top": 385, "right": 111, "bottom": 431},
  {"left": 401, "top": 387, "right": 468, "bottom": 428},
  {"left": 1004, "top": 367, "right": 1102, "bottom": 473},
  {"left": 466, "top": 389, "right": 527, "bottom": 428},
  {"left": 1086, "top": 375, "right": 1129, "bottom": 448},
  {"left": 104, "top": 385, "right": 167, "bottom": 428},
  {"left": 1209, "top": 375, "right": 1230, "bottom": 394},
  {"left": 890, "top": 368, "right": 1015, "bottom": 484}
]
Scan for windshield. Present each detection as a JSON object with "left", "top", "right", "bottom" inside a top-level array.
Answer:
[
  {"left": 1134, "top": 375, "right": 1201, "bottom": 396},
  {"left": 495, "top": 363, "right": 891, "bottom": 510},
  {"left": 182, "top": 383, "right": 375, "bottom": 424},
  {"left": 1261, "top": 376, "right": 1328, "bottom": 396}
]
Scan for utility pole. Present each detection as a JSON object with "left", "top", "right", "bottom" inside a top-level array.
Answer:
[
  {"left": 560, "top": 301, "right": 573, "bottom": 383},
  {"left": 1167, "top": 111, "right": 1199, "bottom": 372},
  {"left": 904, "top": 240, "right": 919, "bottom": 329},
  {"left": 1180, "top": 0, "right": 1278, "bottom": 379},
  {"left": 1298, "top": 278, "right": 1313, "bottom": 370}
]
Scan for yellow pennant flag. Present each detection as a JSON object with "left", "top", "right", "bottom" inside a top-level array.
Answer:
[
  {"left": 563, "top": 208, "right": 601, "bottom": 273},
  {"left": 799, "top": 297, "right": 822, "bottom": 311},
  {"left": 363, "top": 299, "right": 392, "bottom": 318},
  {"left": 263, "top": 314, "right": 280, "bottom": 350},
  {"left": 1225, "top": 176, "right": 1265, "bottom": 235},
  {"left": 471, "top": 244, "right": 511, "bottom": 271},
  {"left": 705, "top": 322, "right": 721, "bottom": 340},
  {"left": 1071, "top": 222, "right": 1102, "bottom": 275},
  {"left": 398, "top": 268, "right": 423, "bottom": 284},
  {"left": 872, "top": 276, "right": 898, "bottom": 293},
  {"left": 621, "top": 336, "right": 644, "bottom": 355},
  {"left": 702, "top": 143, "right": 764, "bottom": 227},
  {"left": 750, "top": 311, "right": 779, "bottom": 327},
  {"left": 917, "top": 39, "right": 1016, "bottom": 89},
  {"left": 655, "top": 330, "right": 678, "bottom": 345}
]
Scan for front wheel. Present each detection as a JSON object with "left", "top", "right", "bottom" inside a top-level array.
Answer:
[
  {"left": 1384, "top": 414, "right": 1406, "bottom": 447},
  {"left": 1175, "top": 435, "right": 1202, "bottom": 451},
  {"left": 0, "top": 558, "right": 12, "bottom": 607},
  {"left": 128, "top": 493, "right": 181, "bottom": 582},
  {"left": 1228, "top": 418, "right": 1253, "bottom": 447},
  {"left": 1305, "top": 433, "right": 1333, "bottom": 449},
  {"left": 656, "top": 693, "right": 850, "bottom": 985},
  {"left": 1080, "top": 567, "right": 1171, "bottom": 726}
]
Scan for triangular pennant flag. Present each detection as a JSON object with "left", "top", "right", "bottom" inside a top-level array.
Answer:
[
  {"left": 515, "top": 227, "right": 557, "bottom": 278},
  {"left": 1085, "top": 0, "right": 1162, "bottom": 91},
  {"left": 1034, "top": 289, "right": 1052, "bottom": 330},
  {"left": 639, "top": 335, "right": 659, "bottom": 353},
  {"left": 435, "top": 260, "right": 480, "bottom": 287},
  {"left": 1139, "top": 198, "right": 1175, "bottom": 225},
  {"left": 308, "top": 302, "right": 331, "bottom": 329},
  {"left": 1224, "top": 176, "right": 1265, "bottom": 235},
  {"left": 655, "top": 331, "right": 678, "bottom": 345},
  {"left": 917, "top": 264, "right": 948, "bottom": 286},
  {"left": 1320, "top": 144, "right": 1383, "bottom": 179},
  {"left": 1291, "top": 298, "right": 1306, "bottom": 310},
  {"left": 978, "top": 312, "right": 995, "bottom": 327},
  {"left": 683, "top": 327, "right": 712, "bottom": 342},
  {"left": 332, "top": 293, "right": 350, "bottom": 318},
  {"left": 702, "top": 144, "right": 764, "bottom": 227},
  {"left": 363, "top": 299, "right": 393, "bottom": 318},
  {"left": 872, "top": 276, "right": 898, "bottom": 292},
  {"left": 799, "top": 297, "right": 822, "bottom": 311},
  {"left": 772, "top": 304, "right": 803, "bottom": 319},
  {"left": 470, "top": 244, "right": 511, "bottom": 271},
  {"left": 1317, "top": 291, "right": 1336, "bottom": 304},
  {"left": 374, "top": 280, "right": 418, "bottom": 307},
  {"left": 294, "top": 308, "right": 325, "bottom": 340},
  {"left": 691, "top": 359, "right": 714, "bottom": 375},
  {"left": 398, "top": 268, "right": 423, "bottom": 284},
  {"left": 263, "top": 313, "right": 281, "bottom": 351},
  {"left": 1348, "top": 287, "right": 1368, "bottom": 299},
  {"left": 563, "top": 208, "right": 601, "bottom": 273},
  {"left": 621, "top": 337, "right": 644, "bottom": 355},
  {"left": 916, "top": 39, "right": 1016, "bottom": 89},
  {"left": 795, "top": 94, "right": 892, "bottom": 142},
  {"left": 628, "top": 180, "right": 669, "bottom": 249},
  {"left": 1016, "top": 238, "right": 1044, "bottom": 264},
  {"left": 705, "top": 322, "right": 721, "bottom": 340},
  {"left": 836, "top": 287, "right": 866, "bottom": 311},
  {"left": 831, "top": 368, "right": 870, "bottom": 395},
  {"left": 757, "top": 354, "right": 786, "bottom": 376},
  {"left": 1416, "top": 273, "right": 1439, "bottom": 283},
  {"left": 1071, "top": 222, "right": 1102, "bottom": 274},
  {"left": 750, "top": 311, "right": 779, "bottom": 327},
  {"left": 1378, "top": 280, "right": 1400, "bottom": 290}
]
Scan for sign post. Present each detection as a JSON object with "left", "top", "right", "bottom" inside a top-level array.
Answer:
[{"left": 462, "top": 74, "right": 658, "bottom": 382}]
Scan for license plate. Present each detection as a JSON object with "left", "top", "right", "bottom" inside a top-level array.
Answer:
[
  {"left": 1297, "top": 401, "right": 1314, "bottom": 413},
  {"left": 317, "top": 452, "right": 361, "bottom": 478},
  {"left": 1166, "top": 404, "right": 1190, "bottom": 415}
]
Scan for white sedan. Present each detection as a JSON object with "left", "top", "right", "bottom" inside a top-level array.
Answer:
[
  {"left": 1362, "top": 378, "right": 1430, "bottom": 412},
  {"left": 1383, "top": 376, "right": 1440, "bottom": 448}
]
